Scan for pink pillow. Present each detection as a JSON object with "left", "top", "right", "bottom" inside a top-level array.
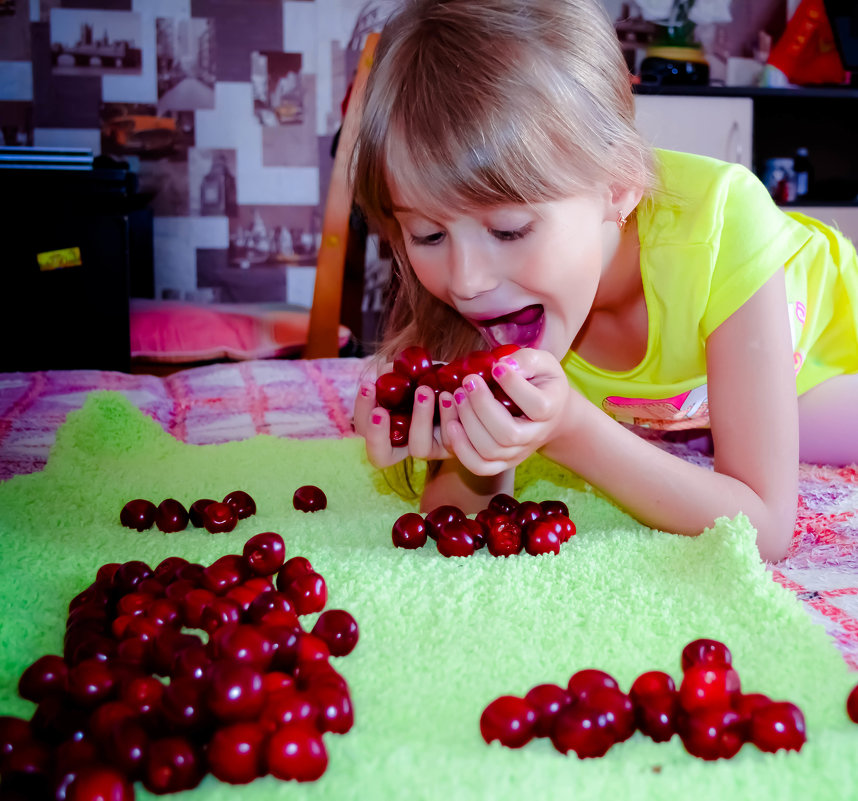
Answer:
[{"left": 129, "top": 300, "right": 350, "bottom": 363}]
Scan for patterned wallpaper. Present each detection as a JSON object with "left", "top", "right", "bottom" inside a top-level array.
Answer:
[{"left": 0, "top": 0, "right": 397, "bottom": 312}]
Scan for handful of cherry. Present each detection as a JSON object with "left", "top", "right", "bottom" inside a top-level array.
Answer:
[
  {"left": 0, "top": 532, "right": 359, "bottom": 799},
  {"left": 392, "top": 493, "right": 576, "bottom": 558},
  {"left": 120, "top": 490, "right": 257, "bottom": 534},
  {"left": 480, "top": 638, "right": 809, "bottom": 761},
  {"left": 375, "top": 344, "right": 523, "bottom": 445}
]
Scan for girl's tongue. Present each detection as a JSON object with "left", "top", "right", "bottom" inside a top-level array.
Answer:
[{"left": 476, "top": 304, "right": 545, "bottom": 348}]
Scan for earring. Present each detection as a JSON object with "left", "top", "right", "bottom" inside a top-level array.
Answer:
[{"left": 616, "top": 210, "right": 627, "bottom": 230}]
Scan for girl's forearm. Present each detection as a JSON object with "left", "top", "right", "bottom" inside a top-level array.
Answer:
[{"left": 540, "top": 405, "right": 796, "bottom": 562}]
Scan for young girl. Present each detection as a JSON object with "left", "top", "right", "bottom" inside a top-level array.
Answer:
[{"left": 351, "top": 0, "right": 858, "bottom": 563}]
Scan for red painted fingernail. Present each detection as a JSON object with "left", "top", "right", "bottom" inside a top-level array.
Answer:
[
  {"left": 454, "top": 390, "right": 466, "bottom": 405},
  {"left": 502, "top": 358, "right": 519, "bottom": 371},
  {"left": 491, "top": 363, "right": 506, "bottom": 379},
  {"left": 463, "top": 378, "right": 477, "bottom": 393},
  {"left": 416, "top": 390, "right": 429, "bottom": 404},
  {"left": 441, "top": 397, "right": 453, "bottom": 409},
  {"left": 371, "top": 412, "right": 383, "bottom": 425},
  {"left": 360, "top": 384, "right": 372, "bottom": 397}
]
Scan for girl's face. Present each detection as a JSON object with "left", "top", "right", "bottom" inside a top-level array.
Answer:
[{"left": 392, "top": 188, "right": 618, "bottom": 360}]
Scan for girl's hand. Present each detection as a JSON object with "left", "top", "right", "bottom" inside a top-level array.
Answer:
[
  {"left": 353, "top": 368, "right": 459, "bottom": 468},
  {"left": 443, "top": 348, "right": 575, "bottom": 475}
]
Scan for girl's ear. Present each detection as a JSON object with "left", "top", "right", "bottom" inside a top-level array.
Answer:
[{"left": 606, "top": 183, "right": 645, "bottom": 224}]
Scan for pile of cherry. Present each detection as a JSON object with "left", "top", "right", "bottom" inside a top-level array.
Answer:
[
  {"left": 392, "top": 493, "right": 576, "bottom": 557},
  {"left": 480, "top": 638, "right": 820, "bottom": 761},
  {"left": 120, "top": 486, "right": 327, "bottom": 534},
  {"left": 375, "top": 344, "right": 522, "bottom": 445},
  {"left": 0, "top": 531, "right": 358, "bottom": 800}
]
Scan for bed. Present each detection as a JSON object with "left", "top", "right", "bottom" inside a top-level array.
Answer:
[{"left": 1, "top": 358, "right": 856, "bottom": 799}]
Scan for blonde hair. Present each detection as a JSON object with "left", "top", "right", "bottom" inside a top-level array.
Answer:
[{"left": 353, "top": 0, "right": 655, "bottom": 362}]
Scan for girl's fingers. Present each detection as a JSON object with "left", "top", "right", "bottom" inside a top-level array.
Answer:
[
  {"left": 363, "top": 406, "right": 407, "bottom": 468},
  {"left": 408, "top": 385, "right": 449, "bottom": 460},
  {"left": 353, "top": 381, "right": 377, "bottom": 437},
  {"left": 444, "top": 418, "right": 512, "bottom": 477},
  {"left": 490, "top": 351, "right": 566, "bottom": 423}
]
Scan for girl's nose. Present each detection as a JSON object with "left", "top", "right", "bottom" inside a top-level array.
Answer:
[{"left": 448, "top": 241, "right": 498, "bottom": 301}]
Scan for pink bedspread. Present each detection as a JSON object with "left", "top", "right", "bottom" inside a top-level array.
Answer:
[{"left": 1, "top": 359, "right": 856, "bottom": 672}]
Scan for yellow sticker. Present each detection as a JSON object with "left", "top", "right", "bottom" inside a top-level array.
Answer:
[{"left": 37, "top": 247, "right": 82, "bottom": 271}]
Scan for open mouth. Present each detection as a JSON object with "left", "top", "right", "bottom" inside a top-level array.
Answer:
[{"left": 475, "top": 304, "right": 545, "bottom": 349}]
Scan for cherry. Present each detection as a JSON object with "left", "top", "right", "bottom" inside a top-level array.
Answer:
[
  {"left": 539, "top": 499, "right": 569, "bottom": 517},
  {"left": 462, "top": 349, "right": 496, "bottom": 382},
  {"left": 199, "top": 597, "right": 242, "bottom": 634},
  {"left": 848, "top": 683, "right": 858, "bottom": 724},
  {"left": 293, "top": 485, "right": 327, "bottom": 512},
  {"left": 492, "top": 343, "right": 521, "bottom": 359},
  {"left": 276, "top": 556, "right": 315, "bottom": 591},
  {"left": 567, "top": 669, "right": 620, "bottom": 705},
  {"left": 389, "top": 412, "right": 411, "bottom": 446},
  {"left": 634, "top": 689, "right": 679, "bottom": 742},
  {"left": 732, "top": 692, "right": 772, "bottom": 740},
  {"left": 262, "top": 685, "right": 318, "bottom": 729},
  {"left": 243, "top": 531, "right": 286, "bottom": 575},
  {"left": 434, "top": 360, "right": 466, "bottom": 393},
  {"left": 259, "top": 623, "right": 301, "bottom": 673},
  {"left": 749, "top": 700, "right": 806, "bottom": 752},
  {"left": 436, "top": 521, "right": 477, "bottom": 558},
  {"left": 18, "top": 654, "right": 68, "bottom": 702},
  {"left": 524, "top": 683, "right": 571, "bottom": 737},
  {"left": 486, "top": 519, "right": 523, "bottom": 557},
  {"left": 480, "top": 695, "right": 537, "bottom": 749},
  {"left": 106, "top": 718, "right": 149, "bottom": 779},
  {"left": 424, "top": 504, "right": 465, "bottom": 540},
  {"left": 246, "top": 590, "right": 297, "bottom": 625},
  {"left": 488, "top": 493, "right": 519, "bottom": 516},
  {"left": 119, "top": 499, "right": 156, "bottom": 531},
  {"left": 67, "top": 658, "right": 115, "bottom": 707},
  {"left": 630, "top": 670, "right": 676, "bottom": 704},
  {"left": 161, "top": 676, "right": 210, "bottom": 732},
  {"left": 550, "top": 702, "right": 617, "bottom": 758},
  {"left": 207, "top": 721, "right": 268, "bottom": 784},
  {"left": 681, "top": 638, "right": 732, "bottom": 672},
  {"left": 201, "top": 554, "right": 248, "bottom": 595},
  {"left": 180, "top": 587, "right": 216, "bottom": 628},
  {"left": 188, "top": 498, "right": 216, "bottom": 528},
  {"left": 535, "top": 513, "right": 576, "bottom": 543},
  {"left": 679, "top": 706, "right": 744, "bottom": 760},
  {"left": 0, "top": 715, "right": 33, "bottom": 764},
  {"left": 201, "top": 501, "right": 238, "bottom": 533},
  {"left": 393, "top": 345, "right": 434, "bottom": 381},
  {"left": 391, "top": 512, "right": 428, "bottom": 549},
  {"left": 679, "top": 663, "right": 741, "bottom": 712},
  {"left": 512, "top": 500, "right": 543, "bottom": 530},
  {"left": 209, "top": 623, "right": 273, "bottom": 671},
  {"left": 171, "top": 643, "right": 212, "bottom": 683},
  {"left": 311, "top": 684, "right": 354, "bottom": 734},
  {"left": 142, "top": 736, "right": 203, "bottom": 794},
  {"left": 120, "top": 675, "right": 164, "bottom": 718},
  {"left": 312, "top": 609, "right": 359, "bottom": 657},
  {"left": 374, "top": 371, "right": 414, "bottom": 411},
  {"left": 154, "top": 498, "right": 189, "bottom": 533},
  {"left": 67, "top": 764, "right": 134, "bottom": 801},
  {"left": 266, "top": 723, "right": 328, "bottom": 782},
  {"left": 206, "top": 662, "right": 265, "bottom": 722},
  {"left": 154, "top": 556, "right": 190, "bottom": 584},
  {"left": 223, "top": 489, "right": 256, "bottom": 519},
  {"left": 286, "top": 572, "right": 328, "bottom": 616},
  {"left": 87, "top": 700, "right": 136, "bottom": 746},
  {"left": 523, "top": 519, "right": 561, "bottom": 556},
  {"left": 587, "top": 686, "right": 635, "bottom": 742},
  {"left": 111, "top": 561, "right": 154, "bottom": 595}
]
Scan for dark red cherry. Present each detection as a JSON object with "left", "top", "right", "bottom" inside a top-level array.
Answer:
[
  {"left": 67, "top": 764, "right": 134, "bottom": 801},
  {"left": 266, "top": 723, "right": 328, "bottom": 782},
  {"left": 201, "top": 554, "right": 248, "bottom": 595},
  {"left": 120, "top": 675, "right": 164, "bottom": 719},
  {"left": 388, "top": 412, "right": 411, "bottom": 447},
  {"left": 681, "top": 638, "right": 732, "bottom": 672},
  {"left": 539, "top": 499, "right": 569, "bottom": 517},
  {"left": 243, "top": 531, "right": 286, "bottom": 575},
  {"left": 153, "top": 555, "right": 190, "bottom": 584},
  {"left": 634, "top": 689, "right": 679, "bottom": 742},
  {"left": 161, "top": 676, "right": 210, "bottom": 732},
  {"left": 462, "top": 349, "right": 496, "bottom": 382},
  {"left": 311, "top": 684, "right": 354, "bottom": 734},
  {"left": 199, "top": 597, "right": 242, "bottom": 634},
  {"left": 512, "top": 500, "right": 544, "bottom": 530},
  {"left": 486, "top": 519, "right": 523, "bottom": 557},
  {"left": 749, "top": 701, "right": 806, "bottom": 752},
  {"left": 18, "top": 654, "right": 68, "bottom": 703},
  {"left": 286, "top": 572, "right": 327, "bottom": 615},
  {"left": 188, "top": 499, "right": 216, "bottom": 528},
  {"left": 142, "top": 736, "right": 203, "bottom": 794},
  {"left": 209, "top": 623, "right": 273, "bottom": 671},
  {"left": 567, "top": 669, "right": 619, "bottom": 704},
  {"left": 732, "top": 692, "right": 772, "bottom": 740},
  {"left": 312, "top": 609, "right": 359, "bottom": 657},
  {"left": 261, "top": 685, "right": 317, "bottom": 729},
  {"left": 550, "top": 701, "right": 617, "bottom": 758},
  {"left": 848, "top": 683, "right": 858, "bottom": 723},
  {"left": 207, "top": 721, "right": 268, "bottom": 784},
  {"left": 424, "top": 504, "right": 465, "bottom": 540},
  {"left": 678, "top": 706, "right": 743, "bottom": 760},
  {"left": 293, "top": 485, "right": 327, "bottom": 512},
  {"left": 434, "top": 359, "right": 466, "bottom": 393},
  {"left": 393, "top": 345, "right": 434, "bottom": 381},
  {"left": 374, "top": 371, "right": 414, "bottom": 411},
  {"left": 0, "top": 715, "right": 33, "bottom": 764},
  {"left": 391, "top": 512, "right": 428, "bottom": 549},
  {"left": 491, "top": 343, "right": 521, "bottom": 359},
  {"left": 206, "top": 662, "right": 265, "bottom": 722},
  {"left": 223, "top": 489, "right": 256, "bottom": 519},
  {"left": 105, "top": 719, "right": 149, "bottom": 779},
  {"left": 679, "top": 664, "right": 741, "bottom": 712},
  {"left": 524, "top": 683, "right": 571, "bottom": 737},
  {"left": 436, "top": 521, "right": 477, "bottom": 557},
  {"left": 479, "top": 695, "right": 538, "bottom": 748},
  {"left": 202, "top": 501, "right": 237, "bottom": 533},
  {"left": 120, "top": 499, "right": 156, "bottom": 531},
  {"left": 112, "top": 560, "right": 154, "bottom": 595},
  {"left": 66, "top": 658, "right": 115, "bottom": 707},
  {"left": 154, "top": 499, "right": 189, "bottom": 533},
  {"left": 488, "top": 493, "right": 519, "bottom": 516},
  {"left": 587, "top": 686, "right": 635, "bottom": 743},
  {"left": 524, "top": 519, "right": 561, "bottom": 556},
  {"left": 246, "top": 590, "right": 296, "bottom": 625},
  {"left": 276, "top": 556, "right": 314, "bottom": 591},
  {"left": 630, "top": 670, "right": 676, "bottom": 705}
]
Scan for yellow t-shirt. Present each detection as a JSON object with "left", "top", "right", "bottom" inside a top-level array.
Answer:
[{"left": 561, "top": 149, "right": 858, "bottom": 430}]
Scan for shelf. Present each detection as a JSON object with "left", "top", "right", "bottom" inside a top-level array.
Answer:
[{"left": 634, "top": 83, "right": 858, "bottom": 100}]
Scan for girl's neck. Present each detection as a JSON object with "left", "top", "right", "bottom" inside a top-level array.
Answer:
[{"left": 593, "top": 215, "right": 642, "bottom": 313}]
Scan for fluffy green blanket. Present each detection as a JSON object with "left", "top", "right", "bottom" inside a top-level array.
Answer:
[{"left": 1, "top": 392, "right": 855, "bottom": 799}]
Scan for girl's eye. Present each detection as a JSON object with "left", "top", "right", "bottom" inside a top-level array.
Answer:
[
  {"left": 490, "top": 223, "right": 532, "bottom": 242},
  {"left": 409, "top": 231, "right": 445, "bottom": 246}
]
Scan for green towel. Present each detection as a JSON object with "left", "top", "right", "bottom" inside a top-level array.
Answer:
[{"left": 1, "top": 392, "right": 855, "bottom": 799}]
